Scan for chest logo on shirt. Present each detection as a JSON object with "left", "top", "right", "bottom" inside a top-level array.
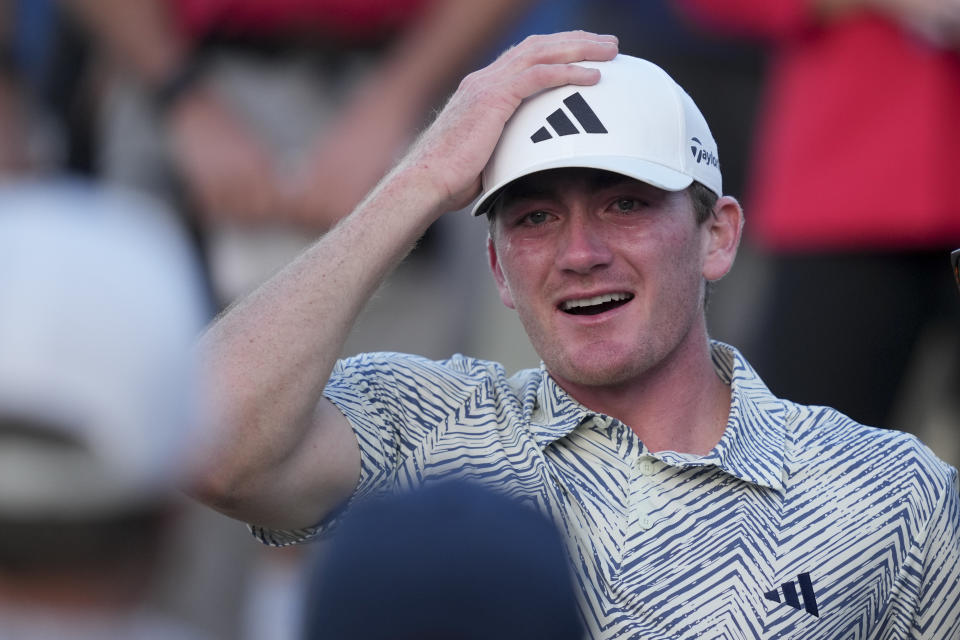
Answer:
[{"left": 764, "top": 572, "right": 820, "bottom": 617}]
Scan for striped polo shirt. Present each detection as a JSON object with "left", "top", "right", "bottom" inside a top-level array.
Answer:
[{"left": 253, "top": 342, "right": 960, "bottom": 639}]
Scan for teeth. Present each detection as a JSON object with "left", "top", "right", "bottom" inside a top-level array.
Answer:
[{"left": 562, "top": 292, "right": 631, "bottom": 310}]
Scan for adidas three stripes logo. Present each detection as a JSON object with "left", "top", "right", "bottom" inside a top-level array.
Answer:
[
  {"left": 531, "top": 92, "right": 608, "bottom": 143},
  {"left": 764, "top": 572, "right": 820, "bottom": 618}
]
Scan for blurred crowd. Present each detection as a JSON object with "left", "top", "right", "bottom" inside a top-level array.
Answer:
[{"left": 1, "top": 0, "right": 957, "bottom": 638}]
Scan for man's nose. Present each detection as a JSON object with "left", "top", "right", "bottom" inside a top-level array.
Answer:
[{"left": 555, "top": 214, "right": 613, "bottom": 274}]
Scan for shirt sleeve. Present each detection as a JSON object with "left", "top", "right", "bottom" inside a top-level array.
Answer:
[
  {"left": 910, "top": 467, "right": 960, "bottom": 638},
  {"left": 251, "top": 352, "right": 481, "bottom": 545},
  {"left": 322, "top": 352, "right": 437, "bottom": 500}
]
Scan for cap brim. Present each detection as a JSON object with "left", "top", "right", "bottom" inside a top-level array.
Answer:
[
  {"left": 471, "top": 156, "right": 694, "bottom": 216},
  {"left": 0, "top": 442, "right": 167, "bottom": 518}
]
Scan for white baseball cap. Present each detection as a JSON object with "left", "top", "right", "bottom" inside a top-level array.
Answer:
[
  {"left": 472, "top": 54, "right": 721, "bottom": 216},
  {"left": 0, "top": 181, "right": 210, "bottom": 518}
]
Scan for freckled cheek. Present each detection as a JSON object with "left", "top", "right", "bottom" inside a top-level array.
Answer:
[
  {"left": 496, "top": 248, "right": 533, "bottom": 296},
  {"left": 501, "top": 242, "right": 552, "bottom": 278},
  {"left": 621, "top": 233, "right": 700, "bottom": 298},
  {"left": 499, "top": 251, "right": 559, "bottom": 317},
  {"left": 645, "top": 226, "right": 700, "bottom": 263}
]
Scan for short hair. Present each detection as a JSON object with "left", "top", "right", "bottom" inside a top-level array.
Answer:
[{"left": 688, "top": 180, "right": 718, "bottom": 226}]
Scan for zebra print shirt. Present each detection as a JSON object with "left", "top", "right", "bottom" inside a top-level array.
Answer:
[{"left": 253, "top": 341, "right": 960, "bottom": 639}]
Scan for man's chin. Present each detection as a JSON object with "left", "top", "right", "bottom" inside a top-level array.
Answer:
[{"left": 546, "top": 354, "right": 641, "bottom": 390}]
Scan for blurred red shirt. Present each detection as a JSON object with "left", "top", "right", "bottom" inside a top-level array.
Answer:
[
  {"left": 172, "top": 0, "right": 431, "bottom": 42},
  {"left": 678, "top": 0, "right": 960, "bottom": 251}
]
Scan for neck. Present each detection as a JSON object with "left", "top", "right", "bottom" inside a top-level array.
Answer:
[{"left": 557, "top": 331, "right": 730, "bottom": 456}]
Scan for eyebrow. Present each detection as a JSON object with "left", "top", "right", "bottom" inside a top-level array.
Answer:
[{"left": 498, "top": 171, "right": 644, "bottom": 209}]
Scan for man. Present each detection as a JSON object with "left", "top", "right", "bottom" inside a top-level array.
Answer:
[{"left": 194, "top": 32, "right": 960, "bottom": 638}]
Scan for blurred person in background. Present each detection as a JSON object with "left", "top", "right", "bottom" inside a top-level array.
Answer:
[
  {"left": 65, "top": 0, "right": 546, "bottom": 306},
  {"left": 675, "top": 0, "right": 960, "bottom": 457},
  {"left": 302, "top": 480, "right": 583, "bottom": 640},
  {"left": 0, "top": 0, "right": 95, "bottom": 179},
  {"left": 64, "top": 0, "right": 571, "bottom": 391},
  {"left": 0, "top": 181, "right": 209, "bottom": 638}
]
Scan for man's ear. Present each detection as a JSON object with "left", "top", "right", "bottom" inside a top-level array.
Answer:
[
  {"left": 702, "top": 196, "right": 744, "bottom": 282},
  {"left": 487, "top": 235, "right": 516, "bottom": 309}
]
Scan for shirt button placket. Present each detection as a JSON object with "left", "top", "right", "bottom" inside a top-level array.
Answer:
[
  {"left": 633, "top": 456, "right": 659, "bottom": 531},
  {"left": 637, "top": 508, "right": 656, "bottom": 530}
]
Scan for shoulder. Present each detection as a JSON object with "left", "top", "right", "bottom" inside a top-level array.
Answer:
[
  {"left": 786, "top": 400, "right": 956, "bottom": 510},
  {"left": 330, "top": 351, "right": 540, "bottom": 408},
  {"left": 332, "top": 351, "right": 507, "bottom": 385}
]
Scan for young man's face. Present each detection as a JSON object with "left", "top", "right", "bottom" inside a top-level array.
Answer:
[{"left": 487, "top": 168, "right": 730, "bottom": 392}]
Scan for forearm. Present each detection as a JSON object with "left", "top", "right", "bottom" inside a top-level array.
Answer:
[
  {"left": 190, "top": 31, "right": 619, "bottom": 526},
  {"left": 193, "top": 162, "right": 447, "bottom": 511}
]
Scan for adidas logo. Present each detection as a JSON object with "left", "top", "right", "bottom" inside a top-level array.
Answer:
[
  {"left": 689, "top": 137, "right": 719, "bottom": 168},
  {"left": 531, "top": 92, "right": 608, "bottom": 143},
  {"left": 764, "top": 572, "right": 820, "bottom": 618}
]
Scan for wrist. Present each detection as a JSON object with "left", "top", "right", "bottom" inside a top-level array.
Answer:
[{"left": 362, "top": 160, "right": 459, "bottom": 234}]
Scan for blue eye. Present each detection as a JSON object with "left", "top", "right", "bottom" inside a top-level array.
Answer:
[{"left": 615, "top": 198, "right": 641, "bottom": 212}]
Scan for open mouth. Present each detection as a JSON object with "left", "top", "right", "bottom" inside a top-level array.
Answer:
[{"left": 560, "top": 292, "right": 634, "bottom": 316}]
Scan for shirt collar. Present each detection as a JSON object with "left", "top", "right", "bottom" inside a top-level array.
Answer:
[
  {"left": 701, "top": 341, "right": 788, "bottom": 492},
  {"left": 528, "top": 364, "right": 592, "bottom": 447},
  {"left": 526, "top": 341, "right": 788, "bottom": 493}
]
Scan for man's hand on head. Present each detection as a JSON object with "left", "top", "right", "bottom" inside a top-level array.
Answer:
[
  {"left": 187, "top": 33, "right": 617, "bottom": 532},
  {"left": 397, "top": 31, "right": 619, "bottom": 215}
]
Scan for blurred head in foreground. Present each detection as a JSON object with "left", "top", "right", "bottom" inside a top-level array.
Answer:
[
  {"left": 0, "top": 180, "right": 208, "bottom": 630},
  {"left": 304, "top": 480, "right": 584, "bottom": 640}
]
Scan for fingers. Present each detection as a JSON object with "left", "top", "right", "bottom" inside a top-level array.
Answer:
[
  {"left": 495, "top": 31, "right": 618, "bottom": 73},
  {"left": 468, "top": 31, "right": 618, "bottom": 109},
  {"left": 384, "top": 32, "right": 622, "bottom": 214},
  {"left": 505, "top": 63, "right": 600, "bottom": 101}
]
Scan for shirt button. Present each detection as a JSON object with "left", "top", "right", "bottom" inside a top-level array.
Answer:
[
  {"left": 639, "top": 514, "right": 655, "bottom": 530},
  {"left": 637, "top": 459, "right": 655, "bottom": 476}
]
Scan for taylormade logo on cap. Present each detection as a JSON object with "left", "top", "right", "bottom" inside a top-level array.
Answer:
[
  {"left": 472, "top": 54, "right": 722, "bottom": 216},
  {"left": 690, "top": 137, "right": 719, "bottom": 168}
]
